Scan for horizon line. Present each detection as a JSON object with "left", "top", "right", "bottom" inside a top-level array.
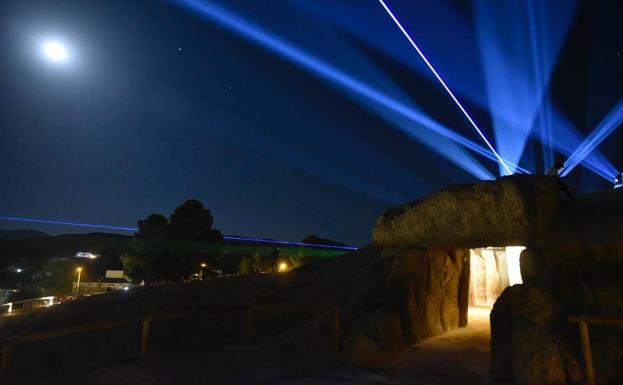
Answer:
[{"left": 0, "top": 215, "right": 358, "bottom": 251}]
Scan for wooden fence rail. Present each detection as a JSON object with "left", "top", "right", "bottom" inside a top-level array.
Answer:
[
  {"left": 568, "top": 315, "right": 623, "bottom": 385},
  {"left": 0, "top": 304, "right": 341, "bottom": 383}
]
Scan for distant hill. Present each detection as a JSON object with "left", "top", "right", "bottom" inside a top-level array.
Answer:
[
  {"left": 301, "top": 234, "right": 346, "bottom": 247},
  {"left": 0, "top": 232, "right": 132, "bottom": 262},
  {"left": 0, "top": 230, "right": 50, "bottom": 241}
]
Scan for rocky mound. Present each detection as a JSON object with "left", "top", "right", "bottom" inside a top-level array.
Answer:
[{"left": 373, "top": 175, "right": 560, "bottom": 248}]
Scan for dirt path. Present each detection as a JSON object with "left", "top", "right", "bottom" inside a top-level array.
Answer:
[
  {"left": 387, "top": 306, "right": 491, "bottom": 385},
  {"left": 272, "top": 307, "right": 492, "bottom": 385}
]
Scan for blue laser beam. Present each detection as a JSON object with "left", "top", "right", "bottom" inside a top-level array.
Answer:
[
  {"left": 561, "top": 99, "right": 623, "bottom": 178},
  {"left": 531, "top": 107, "right": 615, "bottom": 181},
  {"left": 172, "top": 0, "right": 511, "bottom": 179},
  {"left": 222, "top": 235, "right": 357, "bottom": 250},
  {"left": 376, "top": 0, "right": 512, "bottom": 176},
  {"left": 527, "top": 0, "right": 554, "bottom": 171},
  {"left": 0, "top": 215, "right": 137, "bottom": 232},
  {"left": 474, "top": 0, "right": 577, "bottom": 175},
  {"left": 0, "top": 215, "right": 358, "bottom": 250}
]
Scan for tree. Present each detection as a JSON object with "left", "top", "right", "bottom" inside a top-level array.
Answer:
[
  {"left": 40, "top": 259, "right": 75, "bottom": 295},
  {"left": 120, "top": 253, "right": 145, "bottom": 284},
  {"left": 238, "top": 256, "right": 253, "bottom": 275},
  {"left": 169, "top": 199, "right": 222, "bottom": 241},
  {"left": 124, "top": 199, "right": 223, "bottom": 283},
  {"left": 136, "top": 214, "right": 168, "bottom": 239},
  {"left": 238, "top": 252, "right": 272, "bottom": 275}
]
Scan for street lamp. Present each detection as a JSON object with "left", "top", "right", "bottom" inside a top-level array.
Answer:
[
  {"left": 199, "top": 263, "right": 207, "bottom": 280},
  {"left": 75, "top": 267, "right": 82, "bottom": 297}
]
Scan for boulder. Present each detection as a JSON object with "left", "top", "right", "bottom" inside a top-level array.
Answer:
[
  {"left": 380, "top": 248, "right": 469, "bottom": 344},
  {"left": 343, "top": 309, "right": 404, "bottom": 369},
  {"left": 519, "top": 248, "right": 547, "bottom": 285},
  {"left": 490, "top": 284, "right": 561, "bottom": 382},
  {"left": 373, "top": 175, "right": 559, "bottom": 248},
  {"left": 512, "top": 320, "right": 566, "bottom": 385},
  {"left": 535, "top": 246, "right": 623, "bottom": 317}
]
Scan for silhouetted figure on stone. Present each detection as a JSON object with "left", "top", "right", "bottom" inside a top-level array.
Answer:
[{"left": 546, "top": 162, "right": 575, "bottom": 202}]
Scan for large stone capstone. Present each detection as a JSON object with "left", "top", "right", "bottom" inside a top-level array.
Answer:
[{"left": 373, "top": 175, "right": 560, "bottom": 249}]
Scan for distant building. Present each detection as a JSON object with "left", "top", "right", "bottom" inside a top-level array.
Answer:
[
  {"left": 75, "top": 251, "right": 99, "bottom": 259},
  {"left": 72, "top": 270, "right": 132, "bottom": 296}
]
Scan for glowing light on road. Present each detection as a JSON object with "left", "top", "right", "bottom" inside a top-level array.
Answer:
[
  {"left": 41, "top": 40, "right": 69, "bottom": 63},
  {"left": 278, "top": 262, "right": 288, "bottom": 273},
  {"left": 376, "top": 0, "right": 512, "bottom": 176}
]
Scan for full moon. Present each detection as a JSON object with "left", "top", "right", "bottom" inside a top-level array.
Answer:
[{"left": 41, "top": 40, "right": 69, "bottom": 63}]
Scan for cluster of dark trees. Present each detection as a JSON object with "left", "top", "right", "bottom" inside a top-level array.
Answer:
[{"left": 122, "top": 199, "right": 223, "bottom": 283}]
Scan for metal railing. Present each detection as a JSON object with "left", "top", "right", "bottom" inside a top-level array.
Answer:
[{"left": 0, "top": 296, "right": 55, "bottom": 315}]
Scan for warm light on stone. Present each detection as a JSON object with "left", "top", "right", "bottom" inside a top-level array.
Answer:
[{"left": 470, "top": 246, "right": 524, "bottom": 306}]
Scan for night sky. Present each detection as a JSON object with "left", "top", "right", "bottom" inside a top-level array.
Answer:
[{"left": 1, "top": 0, "right": 622, "bottom": 246}]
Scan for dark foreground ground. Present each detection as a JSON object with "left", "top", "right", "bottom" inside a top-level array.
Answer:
[
  {"left": 2, "top": 312, "right": 489, "bottom": 385},
  {"left": 0, "top": 252, "right": 491, "bottom": 385}
]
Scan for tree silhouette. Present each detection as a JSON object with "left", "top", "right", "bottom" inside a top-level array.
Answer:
[
  {"left": 123, "top": 199, "right": 223, "bottom": 283},
  {"left": 169, "top": 199, "right": 222, "bottom": 241},
  {"left": 136, "top": 214, "right": 168, "bottom": 239}
]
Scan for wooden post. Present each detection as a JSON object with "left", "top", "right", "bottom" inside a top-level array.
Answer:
[
  {"left": 578, "top": 320, "right": 595, "bottom": 385},
  {"left": 0, "top": 341, "right": 14, "bottom": 383},
  {"left": 246, "top": 308, "right": 253, "bottom": 338},
  {"left": 140, "top": 318, "right": 151, "bottom": 362},
  {"left": 334, "top": 308, "right": 341, "bottom": 355}
]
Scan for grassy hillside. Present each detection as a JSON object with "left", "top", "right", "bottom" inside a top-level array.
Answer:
[{"left": 0, "top": 247, "right": 382, "bottom": 384}]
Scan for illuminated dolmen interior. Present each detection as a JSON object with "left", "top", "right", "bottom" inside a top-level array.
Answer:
[{"left": 469, "top": 246, "right": 524, "bottom": 306}]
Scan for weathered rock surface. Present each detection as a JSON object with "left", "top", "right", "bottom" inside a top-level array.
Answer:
[
  {"left": 373, "top": 175, "right": 559, "bottom": 249},
  {"left": 490, "top": 285, "right": 561, "bottom": 382},
  {"left": 385, "top": 248, "right": 469, "bottom": 343},
  {"left": 512, "top": 320, "right": 566, "bottom": 385},
  {"left": 343, "top": 248, "right": 470, "bottom": 367},
  {"left": 519, "top": 248, "right": 546, "bottom": 285},
  {"left": 368, "top": 175, "right": 623, "bottom": 383},
  {"left": 343, "top": 309, "right": 404, "bottom": 369},
  {"left": 533, "top": 246, "right": 623, "bottom": 317}
]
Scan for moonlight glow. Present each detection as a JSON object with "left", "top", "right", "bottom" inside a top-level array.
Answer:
[{"left": 41, "top": 40, "right": 69, "bottom": 63}]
